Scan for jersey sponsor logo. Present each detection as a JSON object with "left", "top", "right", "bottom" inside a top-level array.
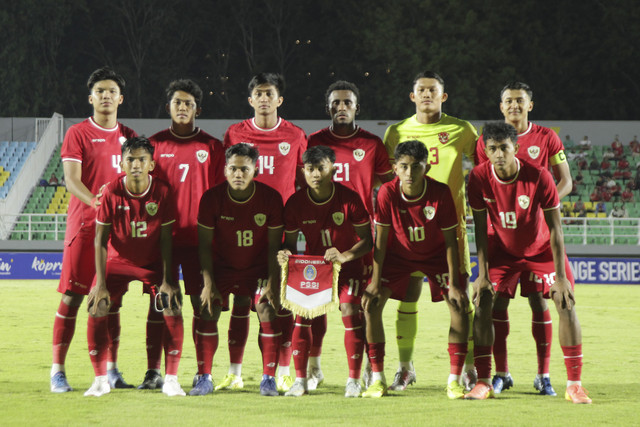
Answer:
[
  {"left": 221, "top": 215, "right": 234, "bottom": 221},
  {"left": 145, "top": 202, "right": 158, "bottom": 216},
  {"left": 119, "top": 136, "right": 127, "bottom": 145},
  {"left": 483, "top": 197, "right": 496, "bottom": 203},
  {"left": 279, "top": 142, "right": 290, "bottom": 155},
  {"left": 91, "top": 139, "right": 106, "bottom": 143},
  {"left": 196, "top": 150, "right": 208, "bottom": 163},
  {"left": 423, "top": 205, "right": 436, "bottom": 220},
  {"left": 160, "top": 153, "right": 175, "bottom": 158},
  {"left": 438, "top": 132, "right": 449, "bottom": 144},
  {"left": 353, "top": 149, "right": 365, "bottom": 162},
  {"left": 528, "top": 146, "right": 541, "bottom": 159},
  {"left": 518, "top": 195, "right": 530, "bottom": 209},
  {"left": 332, "top": 212, "right": 344, "bottom": 226},
  {"left": 303, "top": 219, "right": 316, "bottom": 224},
  {"left": 303, "top": 265, "right": 318, "bottom": 280},
  {"left": 254, "top": 213, "right": 266, "bottom": 226}
]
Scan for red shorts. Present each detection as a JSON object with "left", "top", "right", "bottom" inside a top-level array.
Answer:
[
  {"left": 488, "top": 246, "right": 575, "bottom": 299},
  {"left": 381, "top": 253, "right": 465, "bottom": 302},
  {"left": 173, "top": 246, "right": 203, "bottom": 295},
  {"left": 215, "top": 264, "right": 267, "bottom": 298},
  {"left": 336, "top": 266, "right": 367, "bottom": 305},
  {"left": 58, "top": 225, "right": 95, "bottom": 295},
  {"left": 92, "top": 259, "right": 163, "bottom": 300},
  {"left": 514, "top": 271, "right": 545, "bottom": 297}
]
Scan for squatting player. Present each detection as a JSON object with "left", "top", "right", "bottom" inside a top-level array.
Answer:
[
  {"left": 85, "top": 136, "right": 185, "bottom": 397},
  {"left": 383, "top": 71, "right": 478, "bottom": 390},
  {"left": 51, "top": 67, "right": 137, "bottom": 393},
  {"left": 306, "top": 80, "right": 393, "bottom": 389},
  {"left": 277, "top": 146, "right": 373, "bottom": 398},
  {"left": 224, "top": 73, "right": 307, "bottom": 391},
  {"left": 466, "top": 122, "right": 591, "bottom": 404},
  {"left": 195, "top": 143, "right": 284, "bottom": 397},
  {"left": 361, "top": 140, "right": 469, "bottom": 399},
  {"left": 475, "top": 82, "right": 573, "bottom": 396},
  {"left": 141, "top": 79, "right": 225, "bottom": 390}
]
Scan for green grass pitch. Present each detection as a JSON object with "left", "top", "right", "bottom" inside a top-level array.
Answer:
[{"left": 0, "top": 280, "right": 637, "bottom": 426}]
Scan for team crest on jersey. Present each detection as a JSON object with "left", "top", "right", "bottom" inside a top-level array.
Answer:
[
  {"left": 254, "top": 213, "right": 266, "bottom": 227},
  {"left": 118, "top": 136, "right": 127, "bottom": 145},
  {"left": 303, "top": 265, "right": 318, "bottom": 280},
  {"left": 332, "top": 212, "right": 344, "bottom": 226},
  {"left": 279, "top": 142, "right": 290, "bottom": 155},
  {"left": 145, "top": 202, "right": 158, "bottom": 216},
  {"left": 196, "top": 150, "right": 209, "bottom": 163},
  {"left": 423, "top": 206, "right": 436, "bottom": 220},
  {"left": 527, "top": 146, "right": 541, "bottom": 160},
  {"left": 353, "top": 149, "right": 365, "bottom": 162},
  {"left": 518, "top": 195, "right": 530, "bottom": 210},
  {"left": 438, "top": 132, "right": 449, "bottom": 144}
]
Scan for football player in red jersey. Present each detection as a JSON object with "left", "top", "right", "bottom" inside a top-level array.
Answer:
[
  {"left": 466, "top": 122, "right": 590, "bottom": 404},
  {"left": 194, "top": 143, "right": 284, "bottom": 396},
  {"left": 305, "top": 81, "right": 393, "bottom": 389},
  {"left": 137, "top": 79, "right": 225, "bottom": 390},
  {"left": 361, "top": 140, "right": 469, "bottom": 399},
  {"left": 51, "top": 67, "right": 137, "bottom": 393},
  {"left": 85, "top": 136, "right": 185, "bottom": 397},
  {"left": 277, "top": 146, "right": 373, "bottom": 398},
  {"left": 223, "top": 73, "right": 307, "bottom": 391},
  {"left": 475, "top": 82, "right": 573, "bottom": 396}
]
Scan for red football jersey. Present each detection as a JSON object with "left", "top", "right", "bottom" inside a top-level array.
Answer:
[
  {"left": 96, "top": 175, "right": 176, "bottom": 266},
  {"left": 468, "top": 158, "right": 560, "bottom": 258},
  {"left": 307, "top": 127, "right": 392, "bottom": 215},
  {"left": 198, "top": 181, "right": 284, "bottom": 270},
  {"left": 224, "top": 118, "right": 307, "bottom": 202},
  {"left": 375, "top": 176, "right": 458, "bottom": 261},
  {"left": 283, "top": 183, "right": 370, "bottom": 276},
  {"left": 476, "top": 122, "right": 565, "bottom": 167},
  {"left": 151, "top": 128, "right": 225, "bottom": 247},
  {"left": 61, "top": 117, "right": 137, "bottom": 239}
]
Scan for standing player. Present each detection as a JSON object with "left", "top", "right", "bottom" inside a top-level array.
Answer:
[
  {"left": 361, "top": 140, "right": 469, "bottom": 399},
  {"left": 195, "top": 143, "right": 284, "bottom": 396},
  {"left": 277, "top": 146, "right": 373, "bottom": 398},
  {"left": 466, "top": 122, "right": 591, "bottom": 404},
  {"left": 51, "top": 67, "right": 137, "bottom": 393},
  {"left": 85, "top": 136, "right": 185, "bottom": 397},
  {"left": 383, "top": 71, "right": 478, "bottom": 390},
  {"left": 140, "top": 79, "right": 225, "bottom": 389},
  {"left": 475, "top": 82, "right": 573, "bottom": 396},
  {"left": 223, "top": 73, "right": 307, "bottom": 391},
  {"left": 306, "top": 80, "right": 393, "bottom": 388}
]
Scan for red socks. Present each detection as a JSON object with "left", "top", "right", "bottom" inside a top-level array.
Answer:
[
  {"left": 367, "top": 342, "right": 385, "bottom": 373},
  {"left": 145, "top": 301, "right": 165, "bottom": 370},
  {"left": 532, "top": 309, "right": 552, "bottom": 375},
  {"left": 52, "top": 301, "right": 79, "bottom": 365},
  {"left": 474, "top": 345, "right": 493, "bottom": 380},
  {"left": 163, "top": 315, "right": 184, "bottom": 376},
  {"left": 107, "top": 308, "right": 120, "bottom": 365},
  {"left": 448, "top": 342, "right": 468, "bottom": 376},
  {"left": 310, "top": 315, "right": 327, "bottom": 357},
  {"left": 492, "top": 309, "right": 509, "bottom": 373},
  {"left": 562, "top": 344, "right": 583, "bottom": 381},
  {"left": 292, "top": 316, "right": 312, "bottom": 378},
  {"left": 195, "top": 319, "right": 218, "bottom": 375},
  {"left": 87, "top": 316, "right": 109, "bottom": 376},
  {"left": 342, "top": 314, "right": 364, "bottom": 378},
  {"left": 228, "top": 305, "right": 251, "bottom": 364},
  {"left": 277, "top": 309, "right": 294, "bottom": 368},
  {"left": 259, "top": 321, "right": 281, "bottom": 377}
]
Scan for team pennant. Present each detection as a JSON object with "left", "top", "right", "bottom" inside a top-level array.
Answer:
[{"left": 280, "top": 254, "right": 341, "bottom": 319}]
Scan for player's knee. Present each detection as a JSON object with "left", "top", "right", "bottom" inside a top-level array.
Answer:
[
  {"left": 62, "top": 291, "right": 84, "bottom": 307},
  {"left": 527, "top": 292, "right": 547, "bottom": 311},
  {"left": 492, "top": 294, "right": 510, "bottom": 311}
]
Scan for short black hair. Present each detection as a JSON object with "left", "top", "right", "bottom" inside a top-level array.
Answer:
[
  {"left": 412, "top": 71, "right": 444, "bottom": 90},
  {"left": 166, "top": 79, "right": 203, "bottom": 107},
  {"left": 121, "top": 136, "right": 154, "bottom": 156},
  {"left": 394, "top": 140, "right": 429, "bottom": 163},
  {"left": 500, "top": 81, "right": 533, "bottom": 100},
  {"left": 225, "top": 143, "right": 259, "bottom": 165},
  {"left": 248, "top": 73, "right": 285, "bottom": 97},
  {"left": 482, "top": 121, "right": 519, "bottom": 144},
  {"left": 87, "top": 66, "right": 125, "bottom": 93},
  {"left": 325, "top": 80, "right": 360, "bottom": 105},
  {"left": 302, "top": 145, "right": 335, "bottom": 165}
]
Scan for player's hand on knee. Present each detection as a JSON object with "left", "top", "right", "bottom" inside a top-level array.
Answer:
[
  {"left": 259, "top": 286, "right": 280, "bottom": 310},
  {"left": 159, "top": 281, "right": 183, "bottom": 313},
  {"left": 550, "top": 278, "right": 575, "bottom": 311},
  {"left": 472, "top": 277, "right": 494, "bottom": 307},
  {"left": 200, "top": 285, "right": 221, "bottom": 316},
  {"left": 87, "top": 285, "right": 110, "bottom": 317},
  {"left": 277, "top": 249, "right": 292, "bottom": 267},
  {"left": 362, "top": 283, "right": 381, "bottom": 313},
  {"left": 445, "top": 285, "right": 468, "bottom": 313}
]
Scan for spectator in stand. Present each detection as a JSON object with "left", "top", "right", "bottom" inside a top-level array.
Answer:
[
  {"left": 602, "top": 148, "right": 615, "bottom": 161},
  {"left": 614, "top": 159, "right": 631, "bottom": 180},
  {"left": 578, "top": 136, "right": 592, "bottom": 150},
  {"left": 611, "top": 134, "right": 623, "bottom": 152},
  {"left": 601, "top": 186, "right": 613, "bottom": 202},
  {"left": 595, "top": 201, "right": 606, "bottom": 214},
  {"left": 621, "top": 188, "right": 635, "bottom": 203},
  {"left": 561, "top": 203, "right": 572, "bottom": 217},
  {"left": 631, "top": 136, "right": 640, "bottom": 158},
  {"left": 610, "top": 204, "right": 629, "bottom": 218},
  {"left": 564, "top": 135, "right": 575, "bottom": 150},
  {"left": 600, "top": 158, "right": 612, "bottom": 178},
  {"left": 573, "top": 199, "right": 585, "bottom": 215},
  {"left": 634, "top": 166, "right": 640, "bottom": 189},
  {"left": 39, "top": 178, "right": 49, "bottom": 187},
  {"left": 588, "top": 156, "right": 600, "bottom": 171},
  {"left": 590, "top": 186, "right": 602, "bottom": 202},
  {"left": 577, "top": 156, "right": 587, "bottom": 170},
  {"left": 48, "top": 173, "right": 59, "bottom": 186},
  {"left": 574, "top": 171, "right": 584, "bottom": 185}
]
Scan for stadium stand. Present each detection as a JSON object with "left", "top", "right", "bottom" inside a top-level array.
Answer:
[{"left": 0, "top": 141, "right": 37, "bottom": 199}]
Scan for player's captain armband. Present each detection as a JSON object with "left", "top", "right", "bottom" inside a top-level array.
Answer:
[
  {"left": 280, "top": 255, "right": 341, "bottom": 319},
  {"left": 549, "top": 150, "right": 567, "bottom": 165}
]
